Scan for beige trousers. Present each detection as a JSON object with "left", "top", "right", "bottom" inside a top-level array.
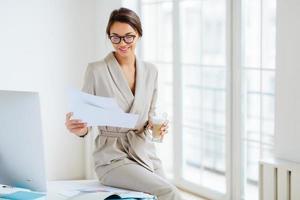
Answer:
[{"left": 98, "top": 163, "right": 183, "bottom": 200}]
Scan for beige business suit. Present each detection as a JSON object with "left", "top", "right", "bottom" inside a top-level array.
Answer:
[{"left": 81, "top": 52, "right": 182, "bottom": 200}]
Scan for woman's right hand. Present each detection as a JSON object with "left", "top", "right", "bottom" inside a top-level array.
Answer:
[{"left": 65, "top": 112, "right": 88, "bottom": 137}]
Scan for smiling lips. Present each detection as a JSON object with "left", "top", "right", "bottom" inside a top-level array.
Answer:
[{"left": 119, "top": 46, "right": 129, "bottom": 53}]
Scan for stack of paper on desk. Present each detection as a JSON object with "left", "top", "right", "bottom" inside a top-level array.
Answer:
[
  {"left": 67, "top": 88, "right": 139, "bottom": 128},
  {"left": 54, "top": 180, "right": 156, "bottom": 200},
  {"left": 69, "top": 191, "right": 155, "bottom": 200}
]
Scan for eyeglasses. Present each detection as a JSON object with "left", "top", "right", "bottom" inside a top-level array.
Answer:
[{"left": 109, "top": 35, "right": 136, "bottom": 44}]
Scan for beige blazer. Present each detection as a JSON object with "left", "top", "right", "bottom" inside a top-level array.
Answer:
[{"left": 82, "top": 52, "right": 162, "bottom": 180}]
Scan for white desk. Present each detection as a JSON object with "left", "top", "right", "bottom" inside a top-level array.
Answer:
[
  {"left": 2, "top": 180, "right": 153, "bottom": 199},
  {"left": 46, "top": 179, "right": 101, "bottom": 199}
]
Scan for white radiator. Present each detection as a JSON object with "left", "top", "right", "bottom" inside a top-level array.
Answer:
[{"left": 259, "top": 159, "right": 300, "bottom": 200}]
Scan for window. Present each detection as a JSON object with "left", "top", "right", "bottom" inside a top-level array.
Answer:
[
  {"left": 133, "top": 0, "right": 277, "bottom": 199},
  {"left": 241, "top": 0, "right": 276, "bottom": 199},
  {"left": 140, "top": 0, "right": 174, "bottom": 179},
  {"left": 140, "top": 0, "right": 228, "bottom": 198},
  {"left": 180, "top": 0, "right": 227, "bottom": 195}
]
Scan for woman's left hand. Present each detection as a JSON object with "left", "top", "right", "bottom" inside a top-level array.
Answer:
[
  {"left": 159, "top": 120, "right": 169, "bottom": 138},
  {"left": 147, "top": 120, "right": 169, "bottom": 138}
]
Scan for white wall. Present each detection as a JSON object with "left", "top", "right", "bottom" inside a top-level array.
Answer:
[
  {"left": 275, "top": 0, "right": 300, "bottom": 163},
  {"left": 94, "top": 0, "right": 122, "bottom": 59},
  {"left": 0, "top": 0, "right": 96, "bottom": 180},
  {"left": 0, "top": 0, "right": 121, "bottom": 180}
]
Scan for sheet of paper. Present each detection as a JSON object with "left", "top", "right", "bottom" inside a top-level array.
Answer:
[
  {"left": 62, "top": 190, "right": 154, "bottom": 199},
  {"left": 68, "top": 88, "right": 122, "bottom": 112},
  {"left": 118, "top": 191, "right": 155, "bottom": 198},
  {"left": 58, "top": 190, "right": 80, "bottom": 198},
  {"left": 67, "top": 88, "right": 139, "bottom": 128},
  {"left": 69, "top": 192, "right": 116, "bottom": 200},
  {"left": 55, "top": 180, "right": 145, "bottom": 198}
]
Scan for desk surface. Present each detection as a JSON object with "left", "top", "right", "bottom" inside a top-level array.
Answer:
[
  {"left": 2, "top": 180, "right": 130, "bottom": 200},
  {"left": 0, "top": 180, "right": 153, "bottom": 200},
  {"left": 46, "top": 180, "right": 101, "bottom": 199}
]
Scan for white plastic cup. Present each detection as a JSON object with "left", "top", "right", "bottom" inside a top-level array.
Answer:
[{"left": 150, "top": 112, "right": 168, "bottom": 143}]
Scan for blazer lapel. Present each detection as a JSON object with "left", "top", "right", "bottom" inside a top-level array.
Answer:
[
  {"left": 105, "top": 52, "right": 146, "bottom": 114},
  {"left": 105, "top": 52, "right": 134, "bottom": 108},
  {"left": 129, "top": 56, "right": 144, "bottom": 114}
]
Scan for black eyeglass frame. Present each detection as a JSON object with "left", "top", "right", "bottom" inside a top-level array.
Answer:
[{"left": 109, "top": 35, "right": 137, "bottom": 44}]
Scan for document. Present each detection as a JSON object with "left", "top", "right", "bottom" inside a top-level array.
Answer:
[
  {"left": 69, "top": 191, "right": 155, "bottom": 200},
  {"left": 67, "top": 88, "right": 139, "bottom": 128},
  {"left": 56, "top": 180, "right": 155, "bottom": 199}
]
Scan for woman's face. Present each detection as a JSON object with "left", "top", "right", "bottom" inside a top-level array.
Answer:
[{"left": 109, "top": 22, "right": 139, "bottom": 58}]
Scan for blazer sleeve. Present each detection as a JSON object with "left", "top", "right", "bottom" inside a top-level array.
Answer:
[
  {"left": 81, "top": 63, "right": 96, "bottom": 95},
  {"left": 148, "top": 69, "right": 158, "bottom": 119},
  {"left": 80, "top": 63, "right": 96, "bottom": 137}
]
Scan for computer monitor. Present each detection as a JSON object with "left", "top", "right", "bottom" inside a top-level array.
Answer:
[{"left": 0, "top": 90, "right": 47, "bottom": 192}]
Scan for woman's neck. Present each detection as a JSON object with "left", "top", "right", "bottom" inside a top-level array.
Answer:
[{"left": 114, "top": 52, "right": 135, "bottom": 68}]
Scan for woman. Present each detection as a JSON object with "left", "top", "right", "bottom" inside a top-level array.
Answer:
[{"left": 65, "top": 7, "right": 182, "bottom": 200}]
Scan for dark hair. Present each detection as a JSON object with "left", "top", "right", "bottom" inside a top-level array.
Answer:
[{"left": 106, "top": 7, "right": 143, "bottom": 37}]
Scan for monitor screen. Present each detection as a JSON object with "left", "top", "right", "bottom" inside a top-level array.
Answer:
[{"left": 0, "top": 90, "right": 47, "bottom": 192}]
